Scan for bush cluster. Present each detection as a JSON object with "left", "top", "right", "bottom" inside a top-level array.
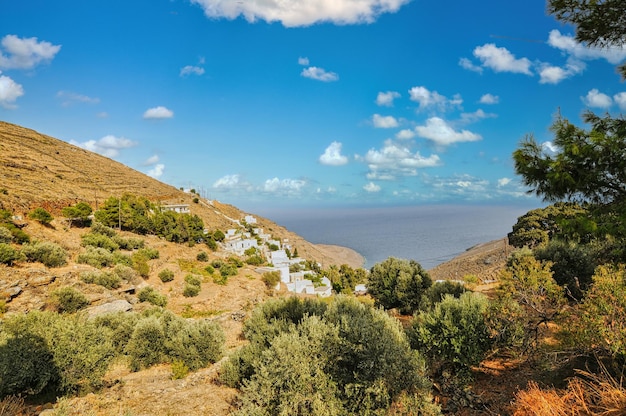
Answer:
[
  {"left": 137, "top": 286, "right": 168, "bottom": 307},
  {"left": 50, "top": 287, "right": 90, "bottom": 313},
  {"left": 21, "top": 241, "right": 68, "bottom": 268},
  {"left": 158, "top": 269, "right": 175, "bottom": 282},
  {"left": 80, "top": 270, "right": 123, "bottom": 289},
  {"left": 183, "top": 274, "right": 202, "bottom": 297}
]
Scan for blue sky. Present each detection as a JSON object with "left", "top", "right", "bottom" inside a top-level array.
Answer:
[{"left": 1, "top": 0, "right": 625, "bottom": 211}]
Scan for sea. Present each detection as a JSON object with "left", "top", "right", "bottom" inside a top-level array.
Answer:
[{"left": 257, "top": 204, "right": 537, "bottom": 270}]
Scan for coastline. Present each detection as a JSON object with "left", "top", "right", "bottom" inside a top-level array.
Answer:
[{"left": 314, "top": 244, "right": 366, "bottom": 270}]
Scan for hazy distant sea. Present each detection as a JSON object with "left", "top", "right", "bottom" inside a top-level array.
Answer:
[{"left": 258, "top": 205, "right": 536, "bottom": 270}]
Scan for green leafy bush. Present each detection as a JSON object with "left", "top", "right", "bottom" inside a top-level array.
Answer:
[
  {"left": 137, "top": 287, "right": 168, "bottom": 307},
  {"left": 409, "top": 292, "right": 491, "bottom": 380},
  {"left": 0, "top": 226, "right": 12, "bottom": 243},
  {"left": 196, "top": 251, "right": 208, "bottom": 262},
  {"left": 210, "top": 259, "right": 223, "bottom": 269},
  {"left": 81, "top": 232, "right": 119, "bottom": 251},
  {"left": 158, "top": 269, "right": 175, "bottom": 282},
  {"left": 80, "top": 270, "right": 122, "bottom": 289},
  {"left": 61, "top": 202, "right": 92, "bottom": 227},
  {"left": 183, "top": 283, "right": 200, "bottom": 297},
  {"left": 422, "top": 280, "right": 466, "bottom": 309},
  {"left": 0, "top": 243, "right": 23, "bottom": 266},
  {"left": 166, "top": 319, "right": 224, "bottom": 371},
  {"left": 261, "top": 271, "right": 281, "bottom": 289},
  {"left": 51, "top": 287, "right": 90, "bottom": 313},
  {"left": 171, "top": 360, "right": 189, "bottom": 380},
  {"left": 113, "top": 235, "right": 145, "bottom": 250},
  {"left": 368, "top": 257, "right": 432, "bottom": 314},
  {"left": 28, "top": 208, "right": 53, "bottom": 225},
  {"left": 138, "top": 247, "right": 159, "bottom": 260},
  {"left": 112, "top": 251, "right": 133, "bottom": 266},
  {"left": 184, "top": 274, "right": 202, "bottom": 286},
  {"left": 124, "top": 316, "right": 166, "bottom": 371},
  {"left": 21, "top": 241, "right": 68, "bottom": 268},
  {"left": 77, "top": 246, "right": 114, "bottom": 268},
  {"left": 90, "top": 221, "right": 117, "bottom": 237},
  {"left": 132, "top": 253, "right": 150, "bottom": 278}
]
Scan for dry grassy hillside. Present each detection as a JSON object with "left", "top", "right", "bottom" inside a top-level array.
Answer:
[{"left": 0, "top": 121, "right": 363, "bottom": 269}]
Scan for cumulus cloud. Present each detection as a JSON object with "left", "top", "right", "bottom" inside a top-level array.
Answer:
[
  {"left": 298, "top": 56, "right": 309, "bottom": 65},
  {"left": 143, "top": 106, "right": 174, "bottom": 119},
  {"left": 71, "top": 135, "right": 137, "bottom": 158},
  {"left": 426, "top": 174, "right": 490, "bottom": 198},
  {"left": 0, "top": 35, "right": 61, "bottom": 70},
  {"left": 497, "top": 177, "right": 512, "bottom": 187},
  {"left": 143, "top": 154, "right": 160, "bottom": 165},
  {"left": 363, "top": 182, "right": 381, "bottom": 193},
  {"left": 396, "top": 129, "right": 416, "bottom": 140},
  {"left": 190, "top": 0, "right": 411, "bottom": 27},
  {"left": 0, "top": 72, "right": 24, "bottom": 109},
  {"left": 180, "top": 65, "right": 205, "bottom": 76},
  {"left": 301, "top": 66, "right": 339, "bottom": 82},
  {"left": 319, "top": 141, "right": 348, "bottom": 166},
  {"left": 460, "top": 109, "right": 497, "bottom": 123},
  {"left": 415, "top": 117, "right": 482, "bottom": 146},
  {"left": 213, "top": 174, "right": 244, "bottom": 189},
  {"left": 376, "top": 90, "right": 400, "bottom": 106},
  {"left": 548, "top": 29, "right": 626, "bottom": 65},
  {"left": 538, "top": 59, "right": 585, "bottom": 84},
  {"left": 372, "top": 113, "right": 399, "bottom": 128},
  {"left": 57, "top": 90, "right": 100, "bottom": 106},
  {"left": 582, "top": 89, "right": 612, "bottom": 108},
  {"left": 615, "top": 92, "right": 626, "bottom": 110},
  {"left": 458, "top": 57, "right": 483, "bottom": 73},
  {"left": 470, "top": 43, "right": 532, "bottom": 75},
  {"left": 479, "top": 93, "right": 499, "bottom": 104},
  {"left": 359, "top": 139, "right": 441, "bottom": 180},
  {"left": 147, "top": 164, "right": 165, "bottom": 178},
  {"left": 263, "top": 177, "right": 306, "bottom": 194},
  {"left": 408, "top": 86, "right": 462, "bottom": 111}
]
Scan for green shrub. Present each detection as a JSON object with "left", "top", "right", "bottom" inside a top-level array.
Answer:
[
  {"left": 51, "top": 287, "right": 90, "bottom": 313},
  {"left": 80, "top": 270, "right": 122, "bottom": 289},
  {"left": 137, "top": 287, "right": 168, "bottom": 307},
  {"left": 159, "top": 269, "right": 175, "bottom": 283},
  {"left": 196, "top": 251, "right": 209, "bottom": 262},
  {"left": 204, "top": 265, "right": 214, "bottom": 275},
  {"left": 90, "top": 221, "right": 117, "bottom": 237},
  {"left": 184, "top": 274, "right": 202, "bottom": 286},
  {"left": 246, "top": 255, "right": 264, "bottom": 265},
  {"left": 262, "top": 271, "right": 281, "bottom": 289},
  {"left": 93, "top": 312, "right": 139, "bottom": 354},
  {"left": 228, "top": 256, "right": 244, "bottom": 268},
  {"left": 77, "top": 246, "right": 114, "bottom": 268},
  {"left": 21, "top": 241, "right": 68, "bottom": 268},
  {"left": 113, "top": 235, "right": 145, "bottom": 250},
  {"left": 28, "top": 208, "right": 53, "bottom": 225},
  {"left": 205, "top": 238, "right": 217, "bottom": 251},
  {"left": 113, "top": 264, "right": 137, "bottom": 282},
  {"left": 220, "top": 264, "right": 238, "bottom": 278},
  {"left": 171, "top": 360, "right": 189, "bottom": 380},
  {"left": 166, "top": 319, "right": 224, "bottom": 371},
  {"left": 210, "top": 259, "right": 223, "bottom": 269},
  {"left": 61, "top": 202, "right": 92, "bottom": 227},
  {"left": 183, "top": 284, "right": 200, "bottom": 297},
  {"left": 408, "top": 292, "right": 491, "bottom": 380},
  {"left": 81, "top": 232, "right": 119, "bottom": 251},
  {"left": 112, "top": 251, "right": 133, "bottom": 266},
  {"left": 132, "top": 253, "right": 150, "bottom": 278},
  {"left": 0, "top": 243, "right": 23, "bottom": 266},
  {"left": 124, "top": 316, "right": 167, "bottom": 371},
  {"left": 138, "top": 247, "right": 159, "bottom": 260},
  {"left": 1, "top": 223, "right": 29, "bottom": 244},
  {"left": 422, "top": 280, "right": 466, "bottom": 309},
  {"left": 0, "top": 226, "right": 12, "bottom": 243}
]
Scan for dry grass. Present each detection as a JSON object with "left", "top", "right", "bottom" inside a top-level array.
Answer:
[
  {"left": 0, "top": 396, "right": 25, "bottom": 416},
  {"left": 513, "top": 369, "right": 626, "bottom": 416}
]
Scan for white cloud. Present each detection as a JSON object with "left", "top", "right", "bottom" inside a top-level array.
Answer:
[
  {"left": 0, "top": 72, "right": 24, "bottom": 109},
  {"left": 298, "top": 56, "right": 309, "bottom": 65},
  {"left": 301, "top": 66, "right": 339, "bottom": 82},
  {"left": 415, "top": 117, "right": 482, "bottom": 146},
  {"left": 0, "top": 35, "right": 61, "bottom": 69},
  {"left": 479, "top": 93, "right": 499, "bottom": 104},
  {"left": 143, "top": 106, "right": 174, "bottom": 119},
  {"left": 319, "top": 141, "right": 348, "bottom": 166},
  {"left": 460, "top": 109, "right": 496, "bottom": 123},
  {"left": 614, "top": 92, "right": 626, "bottom": 110},
  {"left": 263, "top": 177, "right": 306, "bottom": 194},
  {"left": 147, "top": 164, "right": 165, "bottom": 178},
  {"left": 180, "top": 65, "right": 205, "bottom": 77},
  {"left": 548, "top": 29, "right": 626, "bottom": 65},
  {"left": 408, "top": 86, "right": 462, "bottom": 111},
  {"left": 497, "top": 177, "right": 512, "bottom": 187},
  {"left": 472, "top": 43, "right": 532, "bottom": 75},
  {"left": 372, "top": 113, "right": 399, "bottom": 128},
  {"left": 71, "top": 135, "right": 137, "bottom": 158},
  {"left": 190, "top": 0, "right": 411, "bottom": 27},
  {"left": 359, "top": 139, "right": 441, "bottom": 180},
  {"left": 542, "top": 141, "right": 559, "bottom": 154},
  {"left": 458, "top": 57, "right": 483, "bottom": 73},
  {"left": 582, "top": 89, "right": 612, "bottom": 108},
  {"left": 538, "top": 59, "right": 585, "bottom": 84},
  {"left": 395, "top": 129, "right": 415, "bottom": 140},
  {"left": 363, "top": 182, "right": 381, "bottom": 193},
  {"left": 143, "top": 154, "right": 160, "bottom": 165},
  {"left": 213, "top": 174, "right": 243, "bottom": 189},
  {"left": 57, "top": 90, "right": 100, "bottom": 106},
  {"left": 376, "top": 90, "right": 400, "bottom": 107}
]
